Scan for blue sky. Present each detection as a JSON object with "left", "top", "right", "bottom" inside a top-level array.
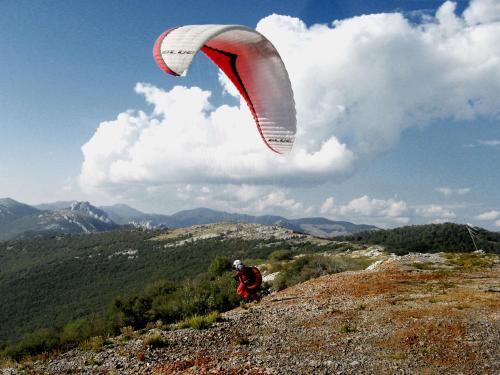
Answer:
[{"left": 1, "top": 0, "right": 499, "bottom": 229}]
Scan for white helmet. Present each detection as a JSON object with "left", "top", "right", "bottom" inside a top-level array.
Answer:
[{"left": 233, "top": 259, "right": 244, "bottom": 271}]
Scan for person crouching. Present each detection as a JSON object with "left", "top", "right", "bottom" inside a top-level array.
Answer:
[{"left": 233, "top": 260, "right": 262, "bottom": 302}]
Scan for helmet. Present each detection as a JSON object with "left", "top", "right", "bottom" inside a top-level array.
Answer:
[{"left": 233, "top": 259, "right": 244, "bottom": 271}]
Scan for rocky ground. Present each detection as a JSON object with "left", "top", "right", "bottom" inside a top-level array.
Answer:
[{"left": 3, "top": 252, "right": 499, "bottom": 375}]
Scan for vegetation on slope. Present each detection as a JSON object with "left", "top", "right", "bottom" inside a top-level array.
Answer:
[
  {"left": 343, "top": 223, "right": 500, "bottom": 254},
  {"left": 0, "top": 229, "right": 303, "bottom": 343},
  {"left": 0, "top": 249, "right": 369, "bottom": 362},
  {"left": 2, "top": 222, "right": 499, "bottom": 363}
]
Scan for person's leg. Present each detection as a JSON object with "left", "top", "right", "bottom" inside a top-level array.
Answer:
[{"left": 237, "top": 283, "right": 250, "bottom": 299}]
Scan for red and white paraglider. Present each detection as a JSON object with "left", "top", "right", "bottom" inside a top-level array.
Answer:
[{"left": 153, "top": 25, "right": 296, "bottom": 154}]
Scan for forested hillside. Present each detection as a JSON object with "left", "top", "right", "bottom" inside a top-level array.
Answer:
[
  {"left": 0, "top": 225, "right": 330, "bottom": 344},
  {"left": 344, "top": 223, "right": 500, "bottom": 254}
]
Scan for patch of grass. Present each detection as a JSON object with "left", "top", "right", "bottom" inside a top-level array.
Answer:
[
  {"left": 239, "top": 302, "right": 249, "bottom": 309},
  {"left": 435, "top": 268, "right": 454, "bottom": 276},
  {"left": 120, "top": 326, "right": 136, "bottom": 340},
  {"left": 143, "top": 333, "right": 167, "bottom": 349},
  {"left": 390, "top": 351, "right": 407, "bottom": 360},
  {"left": 444, "top": 253, "right": 492, "bottom": 270},
  {"left": 338, "top": 322, "right": 357, "bottom": 333},
  {"left": 0, "top": 356, "right": 16, "bottom": 368},
  {"left": 177, "top": 311, "right": 222, "bottom": 330},
  {"left": 272, "top": 254, "right": 371, "bottom": 291},
  {"left": 232, "top": 334, "right": 250, "bottom": 346},
  {"left": 411, "top": 262, "right": 435, "bottom": 270},
  {"left": 378, "top": 319, "right": 468, "bottom": 367},
  {"left": 80, "top": 336, "right": 104, "bottom": 352},
  {"left": 453, "top": 303, "right": 471, "bottom": 310}
]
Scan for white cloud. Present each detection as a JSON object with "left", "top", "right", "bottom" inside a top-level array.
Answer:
[
  {"left": 320, "top": 197, "right": 335, "bottom": 214},
  {"left": 464, "top": 0, "right": 500, "bottom": 25},
  {"left": 253, "top": 190, "right": 304, "bottom": 214},
  {"left": 436, "top": 187, "right": 471, "bottom": 196},
  {"left": 80, "top": 0, "right": 500, "bottom": 211},
  {"left": 416, "top": 204, "right": 456, "bottom": 219},
  {"left": 479, "top": 139, "right": 500, "bottom": 146},
  {"left": 338, "top": 195, "right": 408, "bottom": 218},
  {"left": 317, "top": 195, "right": 410, "bottom": 227},
  {"left": 495, "top": 219, "right": 500, "bottom": 227},
  {"left": 79, "top": 83, "right": 355, "bottom": 191},
  {"left": 475, "top": 210, "right": 500, "bottom": 220}
]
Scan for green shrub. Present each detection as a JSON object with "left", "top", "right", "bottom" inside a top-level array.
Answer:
[
  {"left": 208, "top": 256, "right": 232, "bottom": 278},
  {"left": 60, "top": 319, "right": 90, "bottom": 347},
  {"left": 272, "top": 254, "right": 368, "bottom": 291},
  {"left": 119, "top": 326, "right": 136, "bottom": 340},
  {"left": 143, "top": 334, "right": 167, "bottom": 349},
  {"left": 269, "top": 249, "right": 292, "bottom": 261},
  {"left": 3, "top": 328, "right": 59, "bottom": 361},
  {"left": 80, "top": 336, "right": 104, "bottom": 352},
  {"left": 177, "top": 311, "right": 222, "bottom": 330},
  {"left": 445, "top": 253, "right": 492, "bottom": 269}
]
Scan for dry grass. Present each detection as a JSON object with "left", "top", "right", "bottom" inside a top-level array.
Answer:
[
  {"left": 378, "top": 319, "right": 475, "bottom": 368},
  {"left": 0, "top": 356, "right": 16, "bottom": 369},
  {"left": 143, "top": 333, "right": 168, "bottom": 349},
  {"left": 444, "top": 252, "right": 495, "bottom": 270},
  {"left": 80, "top": 336, "right": 104, "bottom": 352},
  {"left": 177, "top": 311, "right": 222, "bottom": 330}
]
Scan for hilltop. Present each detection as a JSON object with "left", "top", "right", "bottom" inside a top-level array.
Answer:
[
  {"left": 6, "top": 250, "right": 499, "bottom": 374},
  {"left": 344, "top": 223, "right": 500, "bottom": 254}
]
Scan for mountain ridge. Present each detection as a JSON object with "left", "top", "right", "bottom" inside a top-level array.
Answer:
[
  {"left": 0, "top": 198, "right": 377, "bottom": 240},
  {"left": 0, "top": 198, "right": 119, "bottom": 240}
]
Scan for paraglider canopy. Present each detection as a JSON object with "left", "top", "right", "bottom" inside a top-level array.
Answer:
[{"left": 153, "top": 25, "right": 296, "bottom": 154}]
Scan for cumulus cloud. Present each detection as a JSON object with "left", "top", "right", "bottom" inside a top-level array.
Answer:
[
  {"left": 319, "top": 195, "right": 409, "bottom": 225},
  {"left": 253, "top": 190, "right": 303, "bottom": 213},
  {"left": 478, "top": 139, "right": 500, "bottom": 146},
  {"left": 436, "top": 187, "right": 471, "bottom": 196},
  {"left": 464, "top": 0, "right": 500, "bottom": 25},
  {"left": 415, "top": 204, "right": 456, "bottom": 219},
  {"left": 80, "top": 83, "right": 354, "bottom": 190},
  {"left": 339, "top": 195, "right": 408, "bottom": 217},
  {"left": 496, "top": 220, "right": 500, "bottom": 227},
  {"left": 475, "top": 210, "right": 500, "bottom": 220},
  {"left": 80, "top": 0, "right": 500, "bottom": 212},
  {"left": 320, "top": 197, "right": 335, "bottom": 215}
]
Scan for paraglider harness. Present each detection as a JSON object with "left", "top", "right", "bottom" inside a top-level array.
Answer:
[{"left": 234, "top": 265, "right": 262, "bottom": 302}]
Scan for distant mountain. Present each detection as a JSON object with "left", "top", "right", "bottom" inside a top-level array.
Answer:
[
  {"left": 98, "top": 206, "right": 378, "bottom": 238},
  {"left": 34, "top": 201, "right": 77, "bottom": 211},
  {"left": 0, "top": 199, "right": 119, "bottom": 240},
  {"left": 0, "top": 198, "right": 40, "bottom": 220},
  {"left": 0, "top": 198, "right": 43, "bottom": 240},
  {"left": 0, "top": 198, "right": 377, "bottom": 240},
  {"left": 99, "top": 204, "right": 148, "bottom": 225}
]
